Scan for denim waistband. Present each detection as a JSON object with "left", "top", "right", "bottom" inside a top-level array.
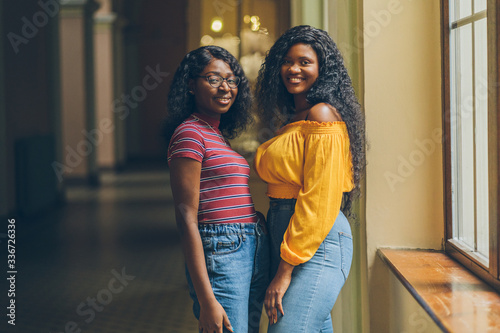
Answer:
[
  {"left": 269, "top": 197, "right": 297, "bottom": 204},
  {"left": 198, "top": 222, "right": 258, "bottom": 236},
  {"left": 269, "top": 197, "right": 297, "bottom": 210}
]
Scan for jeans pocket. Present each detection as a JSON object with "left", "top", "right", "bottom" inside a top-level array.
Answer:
[
  {"left": 339, "top": 232, "right": 353, "bottom": 281},
  {"left": 213, "top": 234, "right": 243, "bottom": 255}
]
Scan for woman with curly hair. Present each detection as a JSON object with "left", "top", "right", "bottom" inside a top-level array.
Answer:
[
  {"left": 254, "top": 25, "right": 366, "bottom": 332},
  {"left": 164, "top": 46, "right": 269, "bottom": 333}
]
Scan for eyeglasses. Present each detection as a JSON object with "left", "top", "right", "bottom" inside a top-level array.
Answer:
[{"left": 196, "top": 74, "right": 241, "bottom": 89}]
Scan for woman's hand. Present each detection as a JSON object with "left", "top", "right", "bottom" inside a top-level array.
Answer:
[
  {"left": 199, "top": 299, "right": 233, "bottom": 333},
  {"left": 265, "top": 260, "right": 294, "bottom": 325}
]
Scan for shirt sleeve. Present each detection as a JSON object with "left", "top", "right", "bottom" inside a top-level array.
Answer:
[
  {"left": 167, "top": 124, "right": 205, "bottom": 165},
  {"left": 280, "top": 131, "right": 353, "bottom": 266}
]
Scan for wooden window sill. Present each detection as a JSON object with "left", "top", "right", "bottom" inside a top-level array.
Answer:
[{"left": 378, "top": 248, "right": 500, "bottom": 333}]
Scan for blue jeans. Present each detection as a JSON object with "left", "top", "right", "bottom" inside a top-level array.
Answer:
[
  {"left": 186, "top": 221, "right": 270, "bottom": 333},
  {"left": 267, "top": 198, "right": 353, "bottom": 333}
]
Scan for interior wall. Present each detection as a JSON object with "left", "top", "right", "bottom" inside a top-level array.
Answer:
[
  {"left": 289, "top": 0, "right": 314, "bottom": 27},
  {"left": 388, "top": 267, "right": 442, "bottom": 333},
  {"left": 0, "top": 0, "right": 7, "bottom": 217},
  {"left": 60, "top": 13, "right": 88, "bottom": 178},
  {"left": 2, "top": 0, "right": 57, "bottom": 213},
  {"left": 125, "top": 0, "right": 187, "bottom": 160},
  {"left": 363, "top": 0, "right": 443, "bottom": 331},
  {"left": 121, "top": 0, "right": 141, "bottom": 159}
]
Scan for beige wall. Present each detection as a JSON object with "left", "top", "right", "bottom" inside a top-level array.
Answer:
[
  {"left": 363, "top": 0, "right": 444, "bottom": 331},
  {"left": 387, "top": 267, "right": 442, "bottom": 333}
]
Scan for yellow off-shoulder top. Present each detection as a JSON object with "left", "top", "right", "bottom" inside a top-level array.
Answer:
[{"left": 254, "top": 120, "right": 354, "bottom": 266}]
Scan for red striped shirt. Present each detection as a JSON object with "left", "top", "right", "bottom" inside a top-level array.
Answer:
[{"left": 167, "top": 113, "right": 257, "bottom": 224}]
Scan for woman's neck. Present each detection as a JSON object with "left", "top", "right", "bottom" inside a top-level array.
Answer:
[
  {"left": 293, "top": 94, "right": 311, "bottom": 113},
  {"left": 197, "top": 110, "right": 221, "bottom": 121}
]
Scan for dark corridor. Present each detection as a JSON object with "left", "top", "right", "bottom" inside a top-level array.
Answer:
[{"left": 2, "top": 163, "right": 200, "bottom": 333}]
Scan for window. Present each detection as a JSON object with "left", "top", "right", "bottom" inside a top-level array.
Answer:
[{"left": 442, "top": 0, "right": 500, "bottom": 287}]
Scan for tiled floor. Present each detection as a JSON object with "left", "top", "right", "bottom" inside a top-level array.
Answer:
[{"left": 2, "top": 164, "right": 201, "bottom": 333}]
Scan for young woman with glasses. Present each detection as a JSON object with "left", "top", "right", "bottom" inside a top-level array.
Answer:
[{"left": 163, "top": 46, "right": 269, "bottom": 333}]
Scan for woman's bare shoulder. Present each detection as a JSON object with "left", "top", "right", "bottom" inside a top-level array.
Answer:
[{"left": 307, "top": 103, "right": 342, "bottom": 122}]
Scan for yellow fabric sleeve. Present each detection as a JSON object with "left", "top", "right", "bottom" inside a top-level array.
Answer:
[{"left": 280, "top": 131, "right": 352, "bottom": 265}]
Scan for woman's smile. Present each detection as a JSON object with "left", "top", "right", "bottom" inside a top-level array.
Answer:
[
  {"left": 285, "top": 76, "right": 306, "bottom": 84},
  {"left": 214, "top": 95, "right": 232, "bottom": 104}
]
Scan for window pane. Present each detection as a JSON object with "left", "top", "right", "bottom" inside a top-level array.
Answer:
[
  {"left": 474, "top": 0, "right": 487, "bottom": 13},
  {"left": 451, "top": 0, "right": 472, "bottom": 21},
  {"left": 474, "top": 18, "right": 489, "bottom": 258},
  {"left": 451, "top": 24, "right": 475, "bottom": 249}
]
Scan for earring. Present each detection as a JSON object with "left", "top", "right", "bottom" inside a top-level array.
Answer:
[{"left": 188, "top": 90, "right": 194, "bottom": 95}]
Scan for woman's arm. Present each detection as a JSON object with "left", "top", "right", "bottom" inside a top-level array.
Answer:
[
  {"left": 170, "top": 157, "right": 232, "bottom": 333},
  {"left": 280, "top": 105, "right": 350, "bottom": 265}
]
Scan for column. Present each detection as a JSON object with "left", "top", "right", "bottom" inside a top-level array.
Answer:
[
  {"left": 59, "top": 0, "right": 99, "bottom": 184},
  {"left": 93, "top": 0, "right": 117, "bottom": 169},
  {"left": 48, "top": 0, "right": 64, "bottom": 202},
  {"left": 111, "top": 4, "right": 127, "bottom": 170},
  {"left": 326, "top": 1, "right": 368, "bottom": 332},
  {"left": 290, "top": 0, "right": 324, "bottom": 28}
]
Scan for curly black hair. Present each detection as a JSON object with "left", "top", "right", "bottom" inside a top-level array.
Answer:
[
  {"left": 256, "top": 25, "right": 366, "bottom": 215},
  {"left": 162, "top": 46, "right": 253, "bottom": 143}
]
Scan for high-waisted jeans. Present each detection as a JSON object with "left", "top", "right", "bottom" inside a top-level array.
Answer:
[
  {"left": 186, "top": 220, "right": 270, "bottom": 333},
  {"left": 267, "top": 198, "right": 353, "bottom": 333}
]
